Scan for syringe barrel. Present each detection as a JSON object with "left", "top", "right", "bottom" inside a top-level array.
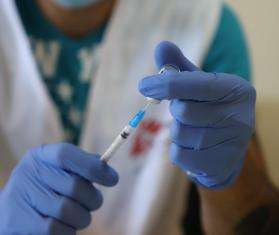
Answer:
[{"left": 100, "top": 125, "right": 134, "bottom": 162}]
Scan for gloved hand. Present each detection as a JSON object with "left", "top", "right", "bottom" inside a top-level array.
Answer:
[
  {"left": 139, "top": 41, "right": 256, "bottom": 189},
  {"left": 0, "top": 143, "right": 118, "bottom": 235}
]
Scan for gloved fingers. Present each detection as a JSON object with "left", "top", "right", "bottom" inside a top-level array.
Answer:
[
  {"left": 189, "top": 169, "right": 235, "bottom": 189},
  {"left": 154, "top": 41, "right": 200, "bottom": 72},
  {"left": 170, "top": 120, "right": 241, "bottom": 150},
  {"left": 169, "top": 140, "right": 246, "bottom": 176},
  {"left": 0, "top": 199, "right": 48, "bottom": 235},
  {"left": 35, "top": 143, "right": 119, "bottom": 187},
  {"left": 31, "top": 185, "right": 91, "bottom": 230},
  {"left": 169, "top": 99, "right": 234, "bottom": 127},
  {"left": 38, "top": 164, "right": 103, "bottom": 211},
  {"left": 44, "top": 218, "right": 76, "bottom": 235},
  {"left": 188, "top": 157, "right": 244, "bottom": 189},
  {"left": 139, "top": 71, "right": 244, "bottom": 102}
]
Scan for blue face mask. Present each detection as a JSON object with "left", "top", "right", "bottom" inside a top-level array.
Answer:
[{"left": 53, "top": 0, "right": 104, "bottom": 8}]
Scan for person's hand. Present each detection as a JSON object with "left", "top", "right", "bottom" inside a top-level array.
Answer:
[
  {"left": 0, "top": 143, "right": 118, "bottom": 234},
  {"left": 139, "top": 41, "right": 256, "bottom": 189}
]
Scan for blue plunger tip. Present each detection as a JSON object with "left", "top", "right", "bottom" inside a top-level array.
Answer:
[{"left": 129, "top": 110, "right": 146, "bottom": 128}]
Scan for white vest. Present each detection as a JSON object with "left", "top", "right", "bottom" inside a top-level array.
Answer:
[{"left": 0, "top": 0, "right": 222, "bottom": 234}]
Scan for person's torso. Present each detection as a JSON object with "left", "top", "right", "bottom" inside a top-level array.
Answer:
[{"left": 1, "top": 1, "right": 251, "bottom": 234}]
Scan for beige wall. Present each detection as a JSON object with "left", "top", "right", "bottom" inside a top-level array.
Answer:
[{"left": 227, "top": 0, "right": 279, "bottom": 187}]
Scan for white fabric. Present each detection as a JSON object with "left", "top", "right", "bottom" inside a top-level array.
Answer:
[
  {"left": 0, "top": 0, "right": 222, "bottom": 234},
  {"left": 0, "top": 0, "right": 64, "bottom": 185}
]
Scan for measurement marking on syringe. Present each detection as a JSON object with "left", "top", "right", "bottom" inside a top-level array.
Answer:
[{"left": 121, "top": 132, "right": 129, "bottom": 139}]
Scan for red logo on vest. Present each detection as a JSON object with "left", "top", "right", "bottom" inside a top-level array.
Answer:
[{"left": 130, "top": 119, "right": 162, "bottom": 157}]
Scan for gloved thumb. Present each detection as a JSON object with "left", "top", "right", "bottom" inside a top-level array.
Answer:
[{"left": 155, "top": 41, "right": 200, "bottom": 72}]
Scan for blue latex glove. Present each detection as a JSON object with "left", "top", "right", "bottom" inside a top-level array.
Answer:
[
  {"left": 139, "top": 41, "right": 256, "bottom": 189},
  {"left": 0, "top": 143, "right": 118, "bottom": 234}
]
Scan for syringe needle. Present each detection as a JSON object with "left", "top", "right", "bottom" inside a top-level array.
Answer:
[{"left": 100, "top": 64, "right": 180, "bottom": 162}]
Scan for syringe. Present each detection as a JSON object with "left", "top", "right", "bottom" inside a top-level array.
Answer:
[{"left": 100, "top": 64, "right": 179, "bottom": 162}]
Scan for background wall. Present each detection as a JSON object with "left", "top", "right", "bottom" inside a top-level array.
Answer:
[{"left": 226, "top": 0, "right": 279, "bottom": 187}]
